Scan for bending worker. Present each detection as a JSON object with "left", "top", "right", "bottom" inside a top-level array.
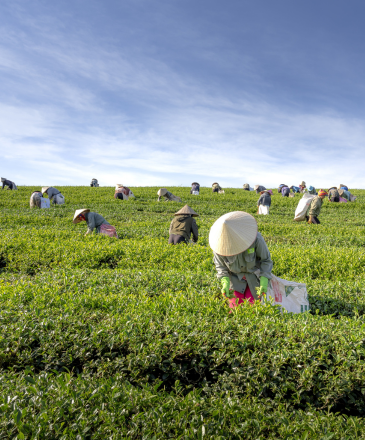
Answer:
[
  {"left": 168, "top": 205, "right": 199, "bottom": 245},
  {"left": 257, "top": 190, "right": 271, "bottom": 214},
  {"left": 212, "top": 182, "right": 222, "bottom": 193},
  {"left": 30, "top": 191, "right": 44, "bottom": 208},
  {"left": 157, "top": 188, "right": 182, "bottom": 202},
  {"left": 42, "top": 186, "right": 65, "bottom": 204},
  {"left": 190, "top": 182, "right": 200, "bottom": 195},
  {"left": 328, "top": 187, "right": 340, "bottom": 202},
  {"left": 254, "top": 185, "right": 266, "bottom": 194},
  {"left": 281, "top": 185, "right": 290, "bottom": 197},
  {"left": 73, "top": 209, "right": 118, "bottom": 237},
  {"left": 90, "top": 178, "right": 99, "bottom": 187},
  {"left": 306, "top": 189, "right": 327, "bottom": 224},
  {"left": 115, "top": 184, "right": 135, "bottom": 200},
  {"left": 299, "top": 181, "right": 306, "bottom": 193},
  {"left": 209, "top": 211, "right": 273, "bottom": 309},
  {"left": 1, "top": 177, "right": 16, "bottom": 190}
]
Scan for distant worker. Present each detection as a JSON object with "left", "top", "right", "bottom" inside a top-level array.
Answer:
[
  {"left": 254, "top": 185, "right": 266, "bottom": 194},
  {"left": 168, "top": 205, "right": 199, "bottom": 245},
  {"left": 290, "top": 186, "right": 300, "bottom": 193},
  {"left": 328, "top": 187, "right": 340, "bottom": 203},
  {"left": 157, "top": 188, "right": 182, "bottom": 202},
  {"left": 1, "top": 177, "right": 17, "bottom": 190},
  {"left": 338, "top": 184, "right": 348, "bottom": 191},
  {"left": 277, "top": 184, "right": 287, "bottom": 193},
  {"left": 308, "top": 186, "right": 317, "bottom": 195},
  {"left": 212, "top": 182, "right": 222, "bottom": 193},
  {"left": 299, "top": 181, "right": 307, "bottom": 193},
  {"left": 257, "top": 190, "right": 271, "bottom": 215},
  {"left": 30, "top": 191, "right": 45, "bottom": 208},
  {"left": 191, "top": 182, "right": 200, "bottom": 195},
  {"left": 115, "top": 184, "right": 135, "bottom": 200},
  {"left": 73, "top": 209, "right": 118, "bottom": 237},
  {"left": 281, "top": 185, "right": 290, "bottom": 197},
  {"left": 42, "top": 187, "right": 65, "bottom": 205},
  {"left": 209, "top": 211, "right": 273, "bottom": 309},
  {"left": 90, "top": 178, "right": 99, "bottom": 187},
  {"left": 306, "top": 189, "right": 327, "bottom": 224},
  {"left": 243, "top": 183, "right": 250, "bottom": 191}
]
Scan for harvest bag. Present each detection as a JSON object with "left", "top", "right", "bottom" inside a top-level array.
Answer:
[
  {"left": 192, "top": 191, "right": 199, "bottom": 195},
  {"left": 258, "top": 205, "right": 269, "bottom": 215},
  {"left": 350, "top": 194, "right": 357, "bottom": 202},
  {"left": 41, "top": 198, "right": 50, "bottom": 209},
  {"left": 100, "top": 224, "right": 118, "bottom": 238},
  {"left": 218, "top": 190, "right": 225, "bottom": 194},
  {"left": 12, "top": 183, "right": 18, "bottom": 190},
  {"left": 54, "top": 194, "right": 65, "bottom": 205},
  {"left": 264, "top": 275, "right": 310, "bottom": 314},
  {"left": 294, "top": 193, "right": 315, "bottom": 221},
  {"left": 339, "top": 197, "right": 348, "bottom": 203}
]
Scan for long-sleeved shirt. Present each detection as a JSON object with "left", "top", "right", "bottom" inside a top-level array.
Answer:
[
  {"left": 282, "top": 186, "right": 290, "bottom": 196},
  {"left": 328, "top": 188, "right": 339, "bottom": 200},
  {"left": 257, "top": 193, "right": 271, "bottom": 207},
  {"left": 308, "top": 196, "right": 323, "bottom": 217},
  {"left": 169, "top": 215, "right": 199, "bottom": 242},
  {"left": 190, "top": 183, "right": 200, "bottom": 193},
  {"left": 2, "top": 179, "right": 13, "bottom": 190},
  {"left": 255, "top": 185, "right": 266, "bottom": 193},
  {"left": 84, "top": 212, "right": 110, "bottom": 234},
  {"left": 212, "top": 184, "right": 221, "bottom": 191},
  {"left": 158, "top": 191, "right": 181, "bottom": 202},
  {"left": 46, "top": 187, "right": 61, "bottom": 201},
  {"left": 213, "top": 232, "right": 273, "bottom": 299}
]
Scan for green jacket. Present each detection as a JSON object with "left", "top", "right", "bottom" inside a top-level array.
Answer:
[
  {"left": 308, "top": 196, "right": 323, "bottom": 217},
  {"left": 213, "top": 232, "right": 273, "bottom": 300},
  {"left": 169, "top": 215, "right": 198, "bottom": 242}
]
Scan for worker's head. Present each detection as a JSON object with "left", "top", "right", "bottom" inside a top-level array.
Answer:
[
  {"left": 209, "top": 211, "right": 258, "bottom": 256},
  {"left": 318, "top": 189, "right": 328, "bottom": 199},
  {"left": 174, "top": 205, "right": 199, "bottom": 217},
  {"left": 73, "top": 209, "right": 90, "bottom": 224}
]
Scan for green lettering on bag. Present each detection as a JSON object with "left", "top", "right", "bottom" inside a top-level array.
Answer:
[{"left": 248, "top": 248, "right": 254, "bottom": 254}]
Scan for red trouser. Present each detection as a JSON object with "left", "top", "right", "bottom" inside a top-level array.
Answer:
[{"left": 228, "top": 284, "right": 255, "bottom": 309}]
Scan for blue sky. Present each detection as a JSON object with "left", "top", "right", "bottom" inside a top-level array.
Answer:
[{"left": 1, "top": 0, "right": 365, "bottom": 188}]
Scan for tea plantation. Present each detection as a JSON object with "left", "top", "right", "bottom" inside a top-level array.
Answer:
[{"left": 1, "top": 186, "right": 365, "bottom": 439}]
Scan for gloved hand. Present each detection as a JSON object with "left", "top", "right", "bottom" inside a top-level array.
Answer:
[
  {"left": 308, "top": 215, "right": 315, "bottom": 224},
  {"left": 221, "top": 277, "right": 235, "bottom": 298},
  {"left": 257, "top": 276, "right": 269, "bottom": 297}
]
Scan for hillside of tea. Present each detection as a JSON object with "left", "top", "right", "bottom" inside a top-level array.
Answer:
[{"left": 1, "top": 186, "right": 365, "bottom": 439}]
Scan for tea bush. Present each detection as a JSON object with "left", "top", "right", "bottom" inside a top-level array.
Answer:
[{"left": 1, "top": 186, "right": 365, "bottom": 438}]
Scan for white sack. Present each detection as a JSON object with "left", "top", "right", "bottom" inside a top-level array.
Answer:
[
  {"left": 41, "top": 198, "right": 50, "bottom": 209},
  {"left": 350, "top": 194, "right": 357, "bottom": 202},
  {"left": 258, "top": 205, "right": 269, "bottom": 215},
  {"left": 12, "top": 183, "right": 17, "bottom": 190},
  {"left": 53, "top": 194, "right": 65, "bottom": 205},
  {"left": 294, "top": 193, "right": 315, "bottom": 221},
  {"left": 192, "top": 191, "right": 199, "bottom": 195},
  {"left": 264, "top": 275, "right": 309, "bottom": 314},
  {"left": 129, "top": 190, "right": 135, "bottom": 198}
]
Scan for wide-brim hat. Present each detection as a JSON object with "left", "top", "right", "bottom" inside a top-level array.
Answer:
[
  {"left": 254, "top": 185, "right": 260, "bottom": 190},
  {"left": 338, "top": 184, "right": 347, "bottom": 189},
  {"left": 300, "top": 181, "right": 306, "bottom": 186},
  {"left": 73, "top": 208, "right": 90, "bottom": 224},
  {"left": 209, "top": 211, "right": 258, "bottom": 256},
  {"left": 157, "top": 188, "right": 168, "bottom": 196},
  {"left": 41, "top": 187, "right": 50, "bottom": 194},
  {"left": 212, "top": 182, "right": 218, "bottom": 185},
  {"left": 0, "top": 177, "right": 5, "bottom": 182},
  {"left": 116, "top": 184, "right": 123, "bottom": 188},
  {"left": 175, "top": 204, "right": 199, "bottom": 217},
  {"left": 191, "top": 182, "right": 199, "bottom": 186},
  {"left": 328, "top": 187, "right": 336, "bottom": 191},
  {"left": 260, "top": 190, "right": 270, "bottom": 195}
]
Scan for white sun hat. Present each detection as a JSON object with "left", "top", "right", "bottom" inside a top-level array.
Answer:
[
  {"left": 157, "top": 188, "right": 168, "bottom": 196},
  {"left": 116, "top": 184, "right": 123, "bottom": 188},
  {"left": 175, "top": 205, "right": 199, "bottom": 217},
  {"left": 209, "top": 211, "right": 258, "bottom": 256},
  {"left": 41, "top": 187, "right": 50, "bottom": 194},
  {"left": 73, "top": 208, "right": 90, "bottom": 224},
  {"left": 1, "top": 177, "right": 6, "bottom": 182}
]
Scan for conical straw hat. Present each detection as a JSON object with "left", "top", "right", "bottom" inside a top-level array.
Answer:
[
  {"left": 300, "top": 181, "right": 306, "bottom": 186},
  {"left": 41, "top": 186, "right": 50, "bottom": 194},
  {"left": 73, "top": 208, "right": 90, "bottom": 224},
  {"left": 175, "top": 205, "right": 199, "bottom": 217},
  {"left": 157, "top": 188, "right": 167, "bottom": 196},
  {"left": 254, "top": 185, "right": 260, "bottom": 190},
  {"left": 116, "top": 184, "right": 123, "bottom": 188},
  {"left": 209, "top": 211, "right": 258, "bottom": 256},
  {"left": 1, "top": 177, "right": 5, "bottom": 182}
]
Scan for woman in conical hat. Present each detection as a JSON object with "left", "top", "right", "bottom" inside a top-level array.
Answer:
[
  {"left": 212, "top": 182, "right": 222, "bottom": 193},
  {"left": 1, "top": 178, "right": 16, "bottom": 190},
  {"left": 209, "top": 211, "right": 273, "bottom": 308},
  {"left": 190, "top": 182, "right": 200, "bottom": 194},
  {"left": 157, "top": 188, "right": 182, "bottom": 202},
  {"left": 168, "top": 205, "right": 199, "bottom": 245},
  {"left": 42, "top": 186, "right": 65, "bottom": 205},
  {"left": 73, "top": 209, "right": 118, "bottom": 238}
]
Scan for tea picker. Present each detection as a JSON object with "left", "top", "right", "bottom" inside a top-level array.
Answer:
[
  {"left": 306, "top": 189, "right": 327, "bottom": 224},
  {"left": 209, "top": 211, "right": 273, "bottom": 309},
  {"left": 190, "top": 182, "right": 200, "bottom": 195},
  {"left": 168, "top": 205, "right": 199, "bottom": 245},
  {"left": 73, "top": 209, "right": 118, "bottom": 238},
  {"left": 30, "top": 191, "right": 49, "bottom": 208},
  {"left": 254, "top": 184, "right": 266, "bottom": 194},
  {"left": 115, "top": 184, "right": 135, "bottom": 200},
  {"left": 257, "top": 190, "right": 271, "bottom": 215},
  {"left": 42, "top": 186, "right": 65, "bottom": 205},
  {"left": 299, "top": 181, "right": 307, "bottom": 193},
  {"left": 212, "top": 182, "right": 222, "bottom": 193},
  {"left": 90, "top": 178, "right": 99, "bottom": 187},
  {"left": 1, "top": 177, "right": 17, "bottom": 190},
  {"left": 281, "top": 185, "right": 290, "bottom": 197},
  {"left": 157, "top": 188, "right": 182, "bottom": 202},
  {"left": 328, "top": 187, "right": 340, "bottom": 203}
]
